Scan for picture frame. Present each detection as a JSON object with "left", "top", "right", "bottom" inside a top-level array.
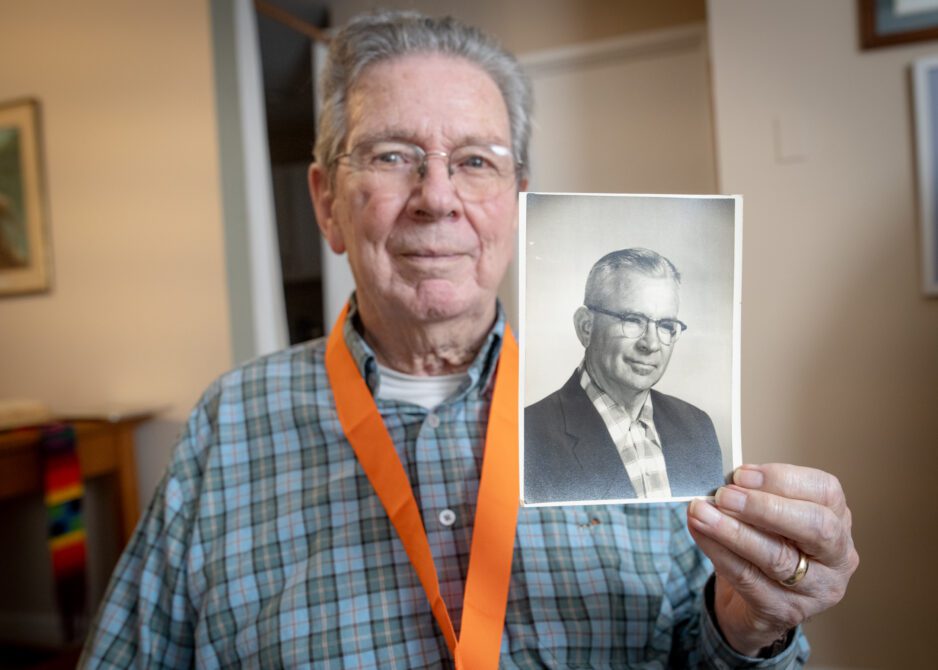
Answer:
[
  {"left": 0, "top": 98, "right": 52, "bottom": 295},
  {"left": 912, "top": 56, "right": 938, "bottom": 296},
  {"left": 860, "top": 0, "right": 938, "bottom": 50}
]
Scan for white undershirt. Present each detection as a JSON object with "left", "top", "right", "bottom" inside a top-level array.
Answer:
[{"left": 375, "top": 363, "right": 469, "bottom": 409}]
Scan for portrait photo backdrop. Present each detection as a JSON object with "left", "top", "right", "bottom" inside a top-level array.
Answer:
[{"left": 521, "top": 192, "right": 741, "bottom": 473}]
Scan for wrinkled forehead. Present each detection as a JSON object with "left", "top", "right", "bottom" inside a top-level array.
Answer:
[{"left": 344, "top": 53, "right": 511, "bottom": 148}]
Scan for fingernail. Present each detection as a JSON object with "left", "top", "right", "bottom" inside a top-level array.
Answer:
[
  {"left": 716, "top": 486, "right": 747, "bottom": 512},
  {"left": 690, "top": 499, "right": 721, "bottom": 526},
  {"left": 734, "top": 466, "right": 764, "bottom": 489}
]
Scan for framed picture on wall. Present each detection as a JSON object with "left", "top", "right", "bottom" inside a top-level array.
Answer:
[
  {"left": 860, "top": 0, "right": 938, "bottom": 49},
  {"left": 0, "top": 98, "right": 52, "bottom": 296},
  {"left": 912, "top": 56, "right": 938, "bottom": 296}
]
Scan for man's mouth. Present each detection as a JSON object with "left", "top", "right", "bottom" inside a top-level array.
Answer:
[
  {"left": 403, "top": 251, "right": 463, "bottom": 258},
  {"left": 624, "top": 358, "right": 656, "bottom": 374},
  {"left": 399, "top": 249, "right": 470, "bottom": 263}
]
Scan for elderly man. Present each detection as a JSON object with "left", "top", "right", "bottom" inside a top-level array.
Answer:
[
  {"left": 524, "top": 247, "right": 725, "bottom": 504},
  {"left": 81, "top": 11, "right": 857, "bottom": 669}
]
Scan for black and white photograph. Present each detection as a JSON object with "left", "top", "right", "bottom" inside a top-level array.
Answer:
[{"left": 520, "top": 192, "right": 742, "bottom": 506}]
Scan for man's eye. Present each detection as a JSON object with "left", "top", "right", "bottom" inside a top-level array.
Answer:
[
  {"left": 622, "top": 314, "right": 646, "bottom": 327},
  {"left": 372, "top": 151, "right": 407, "bottom": 165},
  {"left": 454, "top": 151, "right": 501, "bottom": 175},
  {"left": 459, "top": 155, "right": 493, "bottom": 169},
  {"left": 360, "top": 143, "right": 416, "bottom": 169},
  {"left": 658, "top": 320, "right": 679, "bottom": 335}
]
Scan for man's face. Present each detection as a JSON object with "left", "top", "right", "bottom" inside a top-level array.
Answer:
[
  {"left": 310, "top": 54, "right": 521, "bottom": 325},
  {"left": 580, "top": 271, "right": 681, "bottom": 404}
]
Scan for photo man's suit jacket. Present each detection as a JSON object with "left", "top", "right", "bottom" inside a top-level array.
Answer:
[{"left": 524, "top": 371, "right": 726, "bottom": 504}]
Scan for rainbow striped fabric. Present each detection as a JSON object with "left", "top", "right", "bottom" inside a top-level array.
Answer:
[{"left": 41, "top": 423, "right": 87, "bottom": 640}]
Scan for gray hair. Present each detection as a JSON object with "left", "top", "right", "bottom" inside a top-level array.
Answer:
[
  {"left": 584, "top": 248, "right": 681, "bottom": 304},
  {"left": 314, "top": 10, "right": 532, "bottom": 181}
]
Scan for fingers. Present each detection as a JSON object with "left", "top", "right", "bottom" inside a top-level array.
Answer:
[
  {"left": 716, "top": 463, "right": 852, "bottom": 566},
  {"left": 734, "top": 463, "right": 847, "bottom": 515},
  {"left": 713, "top": 485, "right": 846, "bottom": 563},
  {"left": 688, "top": 501, "right": 855, "bottom": 621},
  {"left": 688, "top": 520, "right": 777, "bottom": 597},
  {"left": 687, "top": 465, "right": 860, "bottom": 654},
  {"left": 688, "top": 499, "right": 805, "bottom": 584},
  {"left": 711, "top": 485, "right": 850, "bottom": 565},
  {"left": 689, "top": 527, "right": 808, "bottom": 653}
]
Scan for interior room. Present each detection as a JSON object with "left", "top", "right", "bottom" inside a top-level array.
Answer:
[{"left": 1, "top": 1, "right": 936, "bottom": 668}]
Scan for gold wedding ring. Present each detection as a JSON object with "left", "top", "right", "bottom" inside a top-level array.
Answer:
[{"left": 780, "top": 551, "right": 809, "bottom": 587}]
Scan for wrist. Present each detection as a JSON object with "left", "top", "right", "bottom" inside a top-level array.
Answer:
[
  {"left": 707, "top": 576, "right": 792, "bottom": 657},
  {"left": 720, "top": 621, "right": 792, "bottom": 658}
]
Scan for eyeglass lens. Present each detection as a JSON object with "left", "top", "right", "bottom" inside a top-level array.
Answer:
[
  {"left": 617, "top": 314, "right": 682, "bottom": 344},
  {"left": 587, "top": 306, "right": 684, "bottom": 344}
]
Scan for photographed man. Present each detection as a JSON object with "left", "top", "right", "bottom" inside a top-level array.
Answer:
[
  {"left": 80, "top": 11, "right": 857, "bottom": 669},
  {"left": 524, "top": 247, "right": 725, "bottom": 504}
]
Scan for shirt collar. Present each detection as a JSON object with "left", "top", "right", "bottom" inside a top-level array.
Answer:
[
  {"left": 577, "top": 360, "right": 655, "bottom": 426},
  {"left": 342, "top": 293, "right": 506, "bottom": 401}
]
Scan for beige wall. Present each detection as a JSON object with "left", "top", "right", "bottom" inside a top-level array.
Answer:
[
  {"left": 709, "top": 1, "right": 938, "bottom": 668},
  {"left": 329, "top": 0, "right": 705, "bottom": 53},
  {"left": 0, "top": 1, "right": 232, "bottom": 493},
  {"left": 0, "top": 1, "right": 232, "bottom": 641}
]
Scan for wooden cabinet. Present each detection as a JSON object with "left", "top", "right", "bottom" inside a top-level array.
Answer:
[{"left": 0, "top": 413, "right": 154, "bottom": 546}]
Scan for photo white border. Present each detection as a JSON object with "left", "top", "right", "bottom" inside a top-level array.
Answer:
[{"left": 518, "top": 192, "right": 743, "bottom": 507}]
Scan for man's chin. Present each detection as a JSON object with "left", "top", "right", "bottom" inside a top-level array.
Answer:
[
  {"left": 619, "top": 368, "right": 664, "bottom": 393},
  {"left": 418, "top": 298, "right": 490, "bottom": 324},
  {"left": 403, "top": 282, "right": 495, "bottom": 324}
]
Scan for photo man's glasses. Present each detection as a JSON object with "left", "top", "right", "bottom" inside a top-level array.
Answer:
[{"left": 585, "top": 305, "right": 687, "bottom": 345}]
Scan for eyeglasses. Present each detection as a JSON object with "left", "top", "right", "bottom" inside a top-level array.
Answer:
[
  {"left": 585, "top": 305, "right": 687, "bottom": 345},
  {"left": 332, "top": 139, "right": 521, "bottom": 201}
]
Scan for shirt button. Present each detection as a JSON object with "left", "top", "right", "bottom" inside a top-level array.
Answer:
[
  {"left": 438, "top": 509, "right": 456, "bottom": 527},
  {"left": 426, "top": 413, "right": 441, "bottom": 428}
]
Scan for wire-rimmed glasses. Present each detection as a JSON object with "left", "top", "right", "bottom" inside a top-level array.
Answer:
[{"left": 332, "top": 139, "right": 521, "bottom": 201}]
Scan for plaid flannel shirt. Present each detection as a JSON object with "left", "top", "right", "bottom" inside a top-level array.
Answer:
[{"left": 80, "top": 302, "right": 808, "bottom": 669}]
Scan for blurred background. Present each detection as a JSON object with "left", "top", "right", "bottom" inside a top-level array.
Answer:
[{"left": 1, "top": 1, "right": 936, "bottom": 668}]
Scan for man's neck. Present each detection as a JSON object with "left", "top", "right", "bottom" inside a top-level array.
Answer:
[
  {"left": 357, "top": 300, "right": 497, "bottom": 376},
  {"left": 617, "top": 390, "right": 650, "bottom": 423}
]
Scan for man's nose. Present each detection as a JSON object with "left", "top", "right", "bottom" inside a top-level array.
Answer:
[
  {"left": 636, "top": 322, "right": 662, "bottom": 352},
  {"left": 408, "top": 154, "right": 461, "bottom": 221}
]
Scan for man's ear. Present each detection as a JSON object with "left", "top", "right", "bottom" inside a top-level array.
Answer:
[
  {"left": 573, "top": 305, "right": 593, "bottom": 348},
  {"left": 308, "top": 163, "right": 346, "bottom": 254}
]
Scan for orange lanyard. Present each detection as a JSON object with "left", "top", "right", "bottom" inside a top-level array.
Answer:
[{"left": 324, "top": 303, "right": 519, "bottom": 669}]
